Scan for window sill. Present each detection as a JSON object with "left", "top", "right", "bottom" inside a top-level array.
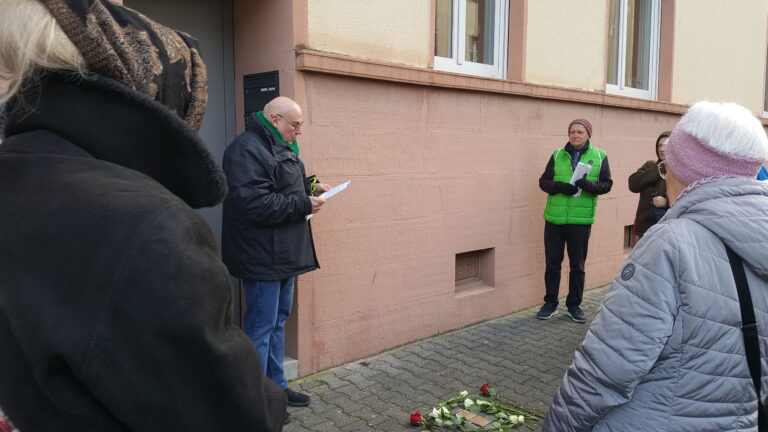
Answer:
[
  {"left": 455, "top": 280, "right": 495, "bottom": 298},
  {"left": 605, "top": 85, "right": 656, "bottom": 101}
]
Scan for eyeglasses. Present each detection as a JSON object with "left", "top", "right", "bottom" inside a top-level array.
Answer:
[
  {"left": 658, "top": 161, "right": 667, "bottom": 180},
  {"left": 275, "top": 114, "right": 303, "bottom": 132}
]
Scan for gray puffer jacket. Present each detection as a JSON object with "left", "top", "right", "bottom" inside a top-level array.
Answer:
[{"left": 544, "top": 177, "right": 768, "bottom": 432}]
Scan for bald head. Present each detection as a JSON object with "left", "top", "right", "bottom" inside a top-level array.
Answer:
[
  {"left": 264, "top": 96, "right": 303, "bottom": 143},
  {"left": 264, "top": 96, "right": 301, "bottom": 118}
]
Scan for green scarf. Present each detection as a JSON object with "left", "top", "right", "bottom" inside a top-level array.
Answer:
[{"left": 256, "top": 111, "right": 300, "bottom": 156}]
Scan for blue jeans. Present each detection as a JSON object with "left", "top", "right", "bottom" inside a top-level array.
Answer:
[{"left": 243, "top": 277, "right": 295, "bottom": 389}]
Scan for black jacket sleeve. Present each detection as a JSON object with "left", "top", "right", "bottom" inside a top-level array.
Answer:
[
  {"left": 225, "top": 138, "right": 312, "bottom": 226},
  {"left": 83, "top": 204, "right": 287, "bottom": 431},
  {"left": 579, "top": 155, "right": 613, "bottom": 195},
  {"left": 539, "top": 155, "right": 557, "bottom": 194}
]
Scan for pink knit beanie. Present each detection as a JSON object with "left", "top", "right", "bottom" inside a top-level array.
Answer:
[{"left": 665, "top": 101, "right": 768, "bottom": 185}]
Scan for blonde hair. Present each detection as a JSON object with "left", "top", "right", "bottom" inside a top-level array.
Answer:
[{"left": 0, "top": 0, "right": 86, "bottom": 104}]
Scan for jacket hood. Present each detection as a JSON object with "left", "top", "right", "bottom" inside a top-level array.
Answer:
[
  {"left": 665, "top": 176, "right": 768, "bottom": 278},
  {"left": 3, "top": 72, "right": 226, "bottom": 209}
]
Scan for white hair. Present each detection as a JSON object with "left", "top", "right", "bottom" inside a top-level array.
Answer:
[
  {"left": 680, "top": 101, "right": 768, "bottom": 161},
  {"left": 0, "top": 0, "right": 86, "bottom": 104}
]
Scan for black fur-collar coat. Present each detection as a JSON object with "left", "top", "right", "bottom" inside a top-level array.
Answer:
[{"left": 0, "top": 73, "right": 286, "bottom": 431}]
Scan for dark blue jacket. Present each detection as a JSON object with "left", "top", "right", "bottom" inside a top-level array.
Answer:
[{"left": 221, "top": 115, "right": 319, "bottom": 280}]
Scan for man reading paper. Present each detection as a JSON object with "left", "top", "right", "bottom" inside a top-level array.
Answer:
[{"left": 222, "top": 96, "right": 329, "bottom": 410}]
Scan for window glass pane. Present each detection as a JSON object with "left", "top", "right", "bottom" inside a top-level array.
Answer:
[
  {"left": 624, "top": 0, "right": 652, "bottom": 90},
  {"left": 435, "top": 0, "right": 453, "bottom": 57},
  {"left": 465, "top": 0, "right": 495, "bottom": 65},
  {"left": 607, "top": 0, "right": 620, "bottom": 85}
]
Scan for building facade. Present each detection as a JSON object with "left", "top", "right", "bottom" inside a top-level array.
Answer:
[{"left": 108, "top": 0, "right": 768, "bottom": 377}]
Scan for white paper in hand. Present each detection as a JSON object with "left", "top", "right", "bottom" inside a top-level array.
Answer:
[
  {"left": 569, "top": 162, "right": 591, "bottom": 197},
  {"left": 306, "top": 181, "right": 350, "bottom": 221},
  {"left": 569, "top": 162, "right": 591, "bottom": 185},
  {"left": 318, "top": 181, "right": 350, "bottom": 199}
]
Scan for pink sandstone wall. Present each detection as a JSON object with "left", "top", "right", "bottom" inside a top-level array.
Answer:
[
  {"left": 232, "top": 0, "right": 313, "bottom": 365},
  {"left": 295, "top": 73, "right": 681, "bottom": 374},
  {"left": 232, "top": 0, "right": 308, "bottom": 131},
  {"left": 230, "top": 0, "right": 684, "bottom": 377}
]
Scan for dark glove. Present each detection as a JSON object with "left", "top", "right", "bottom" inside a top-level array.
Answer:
[
  {"left": 575, "top": 174, "right": 595, "bottom": 194},
  {"left": 553, "top": 181, "right": 578, "bottom": 196}
]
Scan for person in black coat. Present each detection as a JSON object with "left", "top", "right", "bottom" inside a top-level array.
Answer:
[
  {"left": 0, "top": 0, "right": 286, "bottom": 430},
  {"left": 222, "top": 96, "right": 328, "bottom": 408}
]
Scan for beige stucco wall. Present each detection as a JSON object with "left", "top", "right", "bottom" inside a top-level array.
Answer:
[
  {"left": 525, "top": 0, "right": 607, "bottom": 91},
  {"left": 307, "top": 0, "right": 431, "bottom": 67},
  {"left": 672, "top": 0, "right": 768, "bottom": 113}
]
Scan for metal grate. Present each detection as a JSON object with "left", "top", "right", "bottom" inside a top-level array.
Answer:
[
  {"left": 455, "top": 251, "right": 480, "bottom": 284},
  {"left": 624, "top": 225, "right": 633, "bottom": 249}
]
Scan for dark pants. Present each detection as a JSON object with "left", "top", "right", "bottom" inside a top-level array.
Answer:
[{"left": 544, "top": 222, "right": 592, "bottom": 308}]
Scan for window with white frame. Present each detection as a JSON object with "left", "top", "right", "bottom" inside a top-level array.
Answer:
[
  {"left": 607, "top": 0, "right": 661, "bottom": 99},
  {"left": 434, "top": 0, "right": 509, "bottom": 78}
]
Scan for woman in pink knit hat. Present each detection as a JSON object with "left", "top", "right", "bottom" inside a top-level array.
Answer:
[{"left": 544, "top": 101, "right": 768, "bottom": 431}]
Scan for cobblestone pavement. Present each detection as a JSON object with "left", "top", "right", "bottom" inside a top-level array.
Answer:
[{"left": 285, "top": 285, "right": 609, "bottom": 432}]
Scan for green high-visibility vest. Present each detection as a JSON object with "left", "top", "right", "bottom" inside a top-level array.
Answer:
[{"left": 543, "top": 145, "right": 606, "bottom": 225}]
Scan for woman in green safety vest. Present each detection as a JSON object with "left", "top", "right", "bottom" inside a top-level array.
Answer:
[{"left": 536, "top": 118, "right": 613, "bottom": 323}]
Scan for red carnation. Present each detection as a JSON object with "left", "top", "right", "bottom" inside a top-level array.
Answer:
[
  {"left": 480, "top": 383, "right": 490, "bottom": 395},
  {"left": 410, "top": 411, "right": 422, "bottom": 426}
]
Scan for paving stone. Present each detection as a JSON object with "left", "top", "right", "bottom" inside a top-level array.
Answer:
[
  {"left": 294, "top": 379, "right": 328, "bottom": 391},
  {"left": 378, "top": 404, "right": 412, "bottom": 424},
  {"left": 370, "top": 388, "right": 411, "bottom": 404},
  {"left": 315, "top": 374, "right": 351, "bottom": 390},
  {"left": 315, "top": 407, "right": 363, "bottom": 428},
  {"left": 305, "top": 397, "right": 340, "bottom": 415},
  {"left": 305, "top": 420, "right": 337, "bottom": 432},
  {"left": 286, "top": 409, "right": 323, "bottom": 431},
  {"left": 365, "top": 360, "right": 407, "bottom": 377},
  {"left": 339, "top": 419, "right": 379, "bottom": 431},
  {"left": 331, "top": 366, "right": 358, "bottom": 379},
  {"left": 331, "top": 387, "right": 372, "bottom": 410},
  {"left": 338, "top": 372, "right": 378, "bottom": 389},
  {"left": 282, "top": 286, "right": 608, "bottom": 431}
]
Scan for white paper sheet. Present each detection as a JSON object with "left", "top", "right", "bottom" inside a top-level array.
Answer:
[
  {"left": 305, "top": 181, "right": 350, "bottom": 221},
  {"left": 569, "top": 162, "right": 592, "bottom": 197},
  {"left": 318, "top": 181, "right": 350, "bottom": 199}
]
